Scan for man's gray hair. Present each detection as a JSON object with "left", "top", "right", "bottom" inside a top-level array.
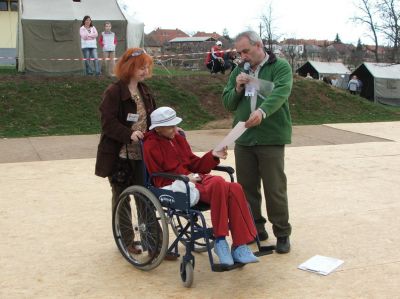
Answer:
[{"left": 235, "top": 31, "right": 262, "bottom": 45}]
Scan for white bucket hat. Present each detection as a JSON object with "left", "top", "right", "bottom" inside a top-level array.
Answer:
[
  {"left": 149, "top": 107, "right": 182, "bottom": 130},
  {"left": 216, "top": 41, "right": 222, "bottom": 46}
]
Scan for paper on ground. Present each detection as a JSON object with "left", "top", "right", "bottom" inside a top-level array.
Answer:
[
  {"left": 298, "top": 255, "right": 344, "bottom": 275},
  {"left": 214, "top": 121, "right": 247, "bottom": 151}
]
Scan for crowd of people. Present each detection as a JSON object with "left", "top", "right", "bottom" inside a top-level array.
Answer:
[{"left": 95, "top": 29, "right": 293, "bottom": 268}]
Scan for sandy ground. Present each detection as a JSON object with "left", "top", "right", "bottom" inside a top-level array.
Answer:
[{"left": 0, "top": 122, "right": 399, "bottom": 298}]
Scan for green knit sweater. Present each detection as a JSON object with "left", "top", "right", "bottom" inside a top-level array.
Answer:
[{"left": 222, "top": 54, "right": 293, "bottom": 146}]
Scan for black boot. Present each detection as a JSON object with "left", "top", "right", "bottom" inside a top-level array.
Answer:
[{"left": 276, "top": 236, "right": 290, "bottom": 254}]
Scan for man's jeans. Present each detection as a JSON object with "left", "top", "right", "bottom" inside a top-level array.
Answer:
[{"left": 82, "top": 48, "right": 100, "bottom": 75}]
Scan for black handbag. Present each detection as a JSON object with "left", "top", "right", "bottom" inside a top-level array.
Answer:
[{"left": 110, "top": 145, "right": 133, "bottom": 187}]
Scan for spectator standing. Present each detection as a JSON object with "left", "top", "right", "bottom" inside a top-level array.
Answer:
[
  {"left": 80, "top": 15, "right": 100, "bottom": 76},
  {"left": 99, "top": 21, "right": 117, "bottom": 77}
]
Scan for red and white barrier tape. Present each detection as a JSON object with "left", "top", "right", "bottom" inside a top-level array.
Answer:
[{"left": 0, "top": 49, "right": 234, "bottom": 61}]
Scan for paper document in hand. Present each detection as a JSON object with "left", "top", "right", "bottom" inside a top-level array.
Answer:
[
  {"left": 298, "top": 255, "right": 344, "bottom": 276},
  {"left": 246, "top": 77, "right": 275, "bottom": 100},
  {"left": 214, "top": 122, "right": 247, "bottom": 151}
]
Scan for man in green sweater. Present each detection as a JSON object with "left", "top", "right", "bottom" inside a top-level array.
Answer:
[{"left": 222, "top": 31, "right": 292, "bottom": 253}]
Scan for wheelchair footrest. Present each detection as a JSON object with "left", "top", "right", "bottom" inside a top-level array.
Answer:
[
  {"left": 212, "top": 262, "right": 245, "bottom": 272},
  {"left": 254, "top": 245, "right": 275, "bottom": 257}
]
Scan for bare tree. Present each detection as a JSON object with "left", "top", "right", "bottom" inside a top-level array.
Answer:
[
  {"left": 260, "top": 1, "right": 281, "bottom": 51},
  {"left": 352, "top": 0, "right": 381, "bottom": 62},
  {"left": 378, "top": 0, "right": 400, "bottom": 62}
]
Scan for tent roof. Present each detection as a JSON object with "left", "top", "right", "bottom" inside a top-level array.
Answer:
[
  {"left": 363, "top": 63, "right": 400, "bottom": 79},
  {"left": 21, "top": 0, "right": 125, "bottom": 20},
  {"left": 308, "top": 61, "right": 351, "bottom": 74}
]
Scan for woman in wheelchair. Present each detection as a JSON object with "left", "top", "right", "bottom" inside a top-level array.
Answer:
[{"left": 143, "top": 107, "right": 259, "bottom": 266}]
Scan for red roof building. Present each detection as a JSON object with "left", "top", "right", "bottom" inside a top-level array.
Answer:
[{"left": 146, "top": 27, "right": 189, "bottom": 45}]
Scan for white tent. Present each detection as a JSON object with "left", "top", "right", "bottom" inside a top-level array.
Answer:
[
  {"left": 351, "top": 63, "right": 400, "bottom": 106},
  {"left": 17, "top": 0, "right": 144, "bottom": 73}
]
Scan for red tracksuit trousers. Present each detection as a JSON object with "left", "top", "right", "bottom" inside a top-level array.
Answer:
[{"left": 196, "top": 175, "right": 257, "bottom": 246}]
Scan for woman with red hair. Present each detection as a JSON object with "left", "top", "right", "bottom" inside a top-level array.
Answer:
[{"left": 95, "top": 48, "right": 156, "bottom": 212}]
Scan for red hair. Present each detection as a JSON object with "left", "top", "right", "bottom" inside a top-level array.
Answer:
[{"left": 114, "top": 48, "right": 153, "bottom": 83}]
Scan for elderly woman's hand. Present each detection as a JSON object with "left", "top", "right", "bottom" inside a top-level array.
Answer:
[
  {"left": 212, "top": 146, "right": 228, "bottom": 160},
  {"left": 130, "top": 130, "right": 144, "bottom": 142}
]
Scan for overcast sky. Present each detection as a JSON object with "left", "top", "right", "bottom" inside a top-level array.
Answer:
[{"left": 118, "top": 0, "right": 371, "bottom": 45}]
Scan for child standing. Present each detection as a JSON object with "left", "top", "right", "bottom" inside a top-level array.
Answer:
[{"left": 99, "top": 21, "right": 117, "bottom": 76}]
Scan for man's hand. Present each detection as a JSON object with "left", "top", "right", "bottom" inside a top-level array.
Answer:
[
  {"left": 235, "top": 73, "right": 251, "bottom": 93},
  {"left": 245, "top": 110, "right": 263, "bottom": 128}
]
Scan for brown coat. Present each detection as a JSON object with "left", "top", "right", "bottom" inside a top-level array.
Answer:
[{"left": 95, "top": 80, "right": 156, "bottom": 178}]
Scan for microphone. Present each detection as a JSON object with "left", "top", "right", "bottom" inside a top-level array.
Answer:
[{"left": 243, "top": 62, "right": 251, "bottom": 74}]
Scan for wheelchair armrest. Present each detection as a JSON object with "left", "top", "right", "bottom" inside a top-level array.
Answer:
[
  {"left": 213, "top": 165, "right": 235, "bottom": 174},
  {"left": 213, "top": 165, "right": 235, "bottom": 182},
  {"left": 151, "top": 172, "right": 189, "bottom": 182}
]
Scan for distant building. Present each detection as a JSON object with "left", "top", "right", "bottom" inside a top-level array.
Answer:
[
  {"left": 193, "top": 31, "right": 222, "bottom": 40},
  {"left": 282, "top": 38, "right": 331, "bottom": 47},
  {"left": 0, "top": 0, "right": 18, "bottom": 65},
  {"left": 146, "top": 28, "right": 189, "bottom": 46},
  {"left": 165, "top": 36, "right": 218, "bottom": 56},
  {"left": 144, "top": 34, "right": 162, "bottom": 56}
]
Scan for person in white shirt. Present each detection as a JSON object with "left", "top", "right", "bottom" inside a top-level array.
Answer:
[
  {"left": 99, "top": 21, "right": 118, "bottom": 77},
  {"left": 79, "top": 15, "right": 100, "bottom": 76}
]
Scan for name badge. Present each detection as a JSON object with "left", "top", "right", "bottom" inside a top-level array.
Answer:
[
  {"left": 127, "top": 113, "right": 139, "bottom": 122},
  {"left": 245, "top": 83, "right": 256, "bottom": 97}
]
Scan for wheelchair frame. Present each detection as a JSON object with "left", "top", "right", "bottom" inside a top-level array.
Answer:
[{"left": 112, "top": 145, "right": 275, "bottom": 287}]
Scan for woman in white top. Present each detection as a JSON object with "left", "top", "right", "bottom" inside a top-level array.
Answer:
[{"left": 79, "top": 15, "right": 100, "bottom": 76}]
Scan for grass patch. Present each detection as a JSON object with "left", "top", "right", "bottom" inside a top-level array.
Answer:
[
  {"left": 289, "top": 78, "right": 400, "bottom": 125},
  {"left": 0, "top": 71, "right": 399, "bottom": 138}
]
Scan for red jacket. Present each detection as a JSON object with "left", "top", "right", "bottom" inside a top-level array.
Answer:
[
  {"left": 205, "top": 45, "right": 224, "bottom": 64},
  {"left": 143, "top": 130, "right": 219, "bottom": 187}
]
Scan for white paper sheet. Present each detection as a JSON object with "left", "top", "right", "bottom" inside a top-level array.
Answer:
[
  {"left": 298, "top": 255, "right": 344, "bottom": 276},
  {"left": 214, "top": 121, "right": 247, "bottom": 151}
]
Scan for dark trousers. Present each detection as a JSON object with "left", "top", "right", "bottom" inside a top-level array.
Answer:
[
  {"left": 206, "top": 58, "right": 225, "bottom": 74},
  {"left": 234, "top": 144, "right": 291, "bottom": 237}
]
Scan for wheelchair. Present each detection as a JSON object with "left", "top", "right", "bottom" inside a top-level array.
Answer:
[{"left": 112, "top": 154, "right": 275, "bottom": 287}]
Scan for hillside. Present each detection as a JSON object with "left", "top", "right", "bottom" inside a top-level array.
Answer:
[{"left": 0, "top": 70, "right": 399, "bottom": 138}]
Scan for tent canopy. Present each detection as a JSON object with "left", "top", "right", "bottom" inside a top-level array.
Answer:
[
  {"left": 352, "top": 63, "right": 400, "bottom": 106},
  {"left": 296, "top": 60, "right": 351, "bottom": 88},
  {"left": 297, "top": 61, "right": 350, "bottom": 79},
  {"left": 362, "top": 62, "right": 400, "bottom": 79},
  {"left": 21, "top": 0, "right": 125, "bottom": 20},
  {"left": 18, "top": 0, "right": 143, "bottom": 73}
]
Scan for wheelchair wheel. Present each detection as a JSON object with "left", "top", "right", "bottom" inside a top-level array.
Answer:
[
  {"left": 180, "top": 260, "right": 194, "bottom": 288},
  {"left": 112, "top": 185, "right": 169, "bottom": 271},
  {"left": 170, "top": 212, "right": 214, "bottom": 253}
]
